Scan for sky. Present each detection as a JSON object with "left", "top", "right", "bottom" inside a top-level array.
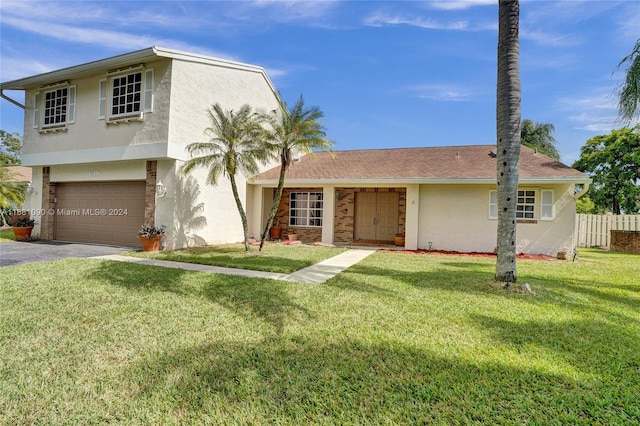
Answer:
[{"left": 1, "top": 0, "right": 638, "bottom": 165}]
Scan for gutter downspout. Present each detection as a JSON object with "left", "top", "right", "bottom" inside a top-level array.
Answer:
[
  {"left": 573, "top": 183, "right": 590, "bottom": 200},
  {"left": 1, "top": 89, "right": 25, "bottom": 109}
]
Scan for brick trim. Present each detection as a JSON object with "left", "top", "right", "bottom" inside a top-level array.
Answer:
[
  {"left": 40, "top": 167, "right": 55, "bottom": 240},
  {"left": 145, "top": 160, "right": 157, "bottom": 225}
]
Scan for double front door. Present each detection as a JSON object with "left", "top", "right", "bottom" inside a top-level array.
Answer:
[{"left": 354, "top": 192, "right": 399, "bottom": 242}]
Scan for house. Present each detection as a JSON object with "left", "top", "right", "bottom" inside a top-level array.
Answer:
[
  {"left": 0, "top": 47, "right": 281, "bottom": 248},
  {"left": 249, "top": 145, "right": 591, "bottom": 255},
  {"left": 2, "top": 47, "right": 590, "bottom": 255}
]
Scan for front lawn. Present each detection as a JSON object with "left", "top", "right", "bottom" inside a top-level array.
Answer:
[
  {"left": 127, "top": 243, "right": 346, "bottom": 273},
  {"left": 0, "top": 228, "right": 15, "bottom": 242},
  {"left": 1, "top": 249, "right": 638, "bottom": 424}
]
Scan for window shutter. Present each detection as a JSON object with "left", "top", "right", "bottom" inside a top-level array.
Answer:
[
  {"left": 98, "top": 79, "right": 106, "bottom": 119},
  {"left": 143, "top": 69, "right": 154, "bottom": 113},
  {"left": 489, "top": 190, "right": 498, "bottom": 219},
  {"left": 541, "top": 190, "right": 554, "bottom": 220},
  {"left": 67, "top": 86, "right": 76, "bottom": 123},
  {"left": 33, "top": 93, "right": 40, "bottom": 128}
]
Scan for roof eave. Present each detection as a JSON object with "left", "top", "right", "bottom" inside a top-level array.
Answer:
[
  {"left": 0, "top": 46, "right": 277, "bottom": 94},
  {"left": 249, "top": 176, "right": 592, "bottom": 186}
]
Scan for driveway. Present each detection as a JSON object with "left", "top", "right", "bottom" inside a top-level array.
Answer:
[{"left": 0, "top": 240, "right": 130, "bottom": 267}]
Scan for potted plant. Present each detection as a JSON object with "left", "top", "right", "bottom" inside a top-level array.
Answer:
[
  {"left": 269, "top": 218, "right": 282, "bottom": 240},
  {"left": 138, "top": 224, "right": 166, "bottom": 252},
  {"left": 288, "top": 231, "right": 298, "bottom": 241},
  {"left": 10, "top": 217, "right": 36, "bottom": 240}
]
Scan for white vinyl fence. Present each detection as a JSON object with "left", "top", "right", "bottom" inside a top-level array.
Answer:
[{"left": 574, "top": 214, "right": 640, "bottom": 248}]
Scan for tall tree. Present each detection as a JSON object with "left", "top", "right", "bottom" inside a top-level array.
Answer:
[
  {"left": 616, "top": 39, "right": 640, "bottom": 124},
  {"left": 258, "top": 95, "right": 333, "bottom": 251},
  {"left": 572, "top": 127, "right": 640, "bottom": 215},
  {"left": 495, "top": 0, "right": 521, "bottom": 286},
  {"left": 181, "top": 103, "right": 267, "bottom": 251},
  {"left": 0, "top": 130, "right": 22, "bottom": 166},
  {"left": 520, "top": 119, "right": 559, "bottom": 160}
]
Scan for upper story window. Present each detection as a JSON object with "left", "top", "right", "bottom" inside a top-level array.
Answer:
[
  {"left": 489, "top": 189, "right": 554, "bottom": 221},
  {"left": 33, "top": 84, "right": 76, "bottom": 131},
  {"left": 99, "top": 68, "right": 154, "bottom": 123}
]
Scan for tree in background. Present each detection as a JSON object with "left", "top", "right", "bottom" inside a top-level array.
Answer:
[
  {"left": 520, "top": 119, "right": 560, "bottom": 160},
  {"left": 616, "top": 39, "right": 640, "bottom": 124},
  {"left": 258, "top": 95, "right": 333, "bottom": 251},
  {"left": 0, "top": 130, "right": 22, "bottom": 166},
  {"left": 572, "top": 127, "right": 640, "bottom": 214},
  {"left": 0, "top": 167, "right": 26, "bottom": 225},
  {"left": 495, "top": 0, "right": 521, "bottom": 286},
  {"left": 181, "top": 104, "right": 267, "bottom": 251}
]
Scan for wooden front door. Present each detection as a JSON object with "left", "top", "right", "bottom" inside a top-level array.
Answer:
[{"left": 354, "top": 191, "right": 399, "bottom": 242}]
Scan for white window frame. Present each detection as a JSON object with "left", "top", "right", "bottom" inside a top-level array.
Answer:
[
  {"left": 489, "top": 189, "right": 554, "bottom": 221},
  {"left": 34, "top": 84, "right": 76, "bottom": 131},
  {"left": 540, "top": 189, "right": 554, "bottom": 221},
  {"left": 289, "top": 192, "right": 323, "bottom": 227},
  {"left": 101, "top": 68, "right": 154, "bottom": 122},
  {"left": 516, "top": 189, "right": 537, "bottom": 220}
]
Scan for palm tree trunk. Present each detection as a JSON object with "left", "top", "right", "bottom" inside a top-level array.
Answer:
[
  {"left": 229, "top": 175, "right": 250, "bottom": 251},
  {"left": 496, "top": 0, "right": 521, "bottom": 286},
  {"left": 259, "top": 157, "right": 287, "bottom": 251}
]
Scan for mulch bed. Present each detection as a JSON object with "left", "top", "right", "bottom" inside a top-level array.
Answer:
[{"left": 378, "top": 249, "right": 557, "bottom": 261}]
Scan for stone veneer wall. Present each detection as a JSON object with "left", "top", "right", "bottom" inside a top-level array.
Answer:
[
  {"left": 273, "top": 188, "right": 323, "bottom": 243},
  {"left": 145, "top": 161, "right": 157, "bottom": 225},
  {"left": 271, "top": 187, "right": 407, "bottom": 244},
  {"left": 333, "top": 187, "right": 406, "bottom": 243},
  {"left": 40, "top": 167, "right": 55, "bottom": 240},
  {"left": 610, "top": 230, "right": 640, "bottom": 254}
]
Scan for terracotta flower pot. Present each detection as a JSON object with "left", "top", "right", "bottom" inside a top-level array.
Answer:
[
  {"left": 139, "top": 235, "right": 162, "bottom": 252},
  {"left": 394, "top": 234, "right": 405, "bottom": 246},
  {"left": 269, "top": 226, "right": 282, "bottom": 240},
  {"left": 12, "top": 226, "right": 34, "bottom": 241},
  {"left": 288, "top": 233, "right": 298, "bottom": 241}
]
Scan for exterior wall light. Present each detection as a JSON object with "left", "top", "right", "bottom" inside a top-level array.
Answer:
[
  {"left": 156, "top": 179, "right": 167, "bottom": 198},
  {"left": 26, "top": 182, "right": 35, "bottom": 195}
]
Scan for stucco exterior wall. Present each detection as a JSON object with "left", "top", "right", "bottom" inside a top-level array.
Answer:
[
  {"left": 22, "top": 59, "right": 172, "bottom": 166},
  {"left": 417, "top": 183, "right": 576, "bottom": 255},
  {"left": 156, "top": 159, "right": 257, "bottom": 250},
  {"left": 167, "top": 59, "right": 280, "bottom": 157}
]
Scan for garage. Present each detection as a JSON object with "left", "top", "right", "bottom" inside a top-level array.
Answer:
[{"left": 54, "top": 181, "right": 146, "bottom": 247}]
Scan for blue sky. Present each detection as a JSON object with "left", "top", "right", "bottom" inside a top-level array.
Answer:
[{"left": 1, "top": 0, "right": 638, "bottom": 165}]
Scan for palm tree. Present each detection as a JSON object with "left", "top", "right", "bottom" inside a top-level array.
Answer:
[
  {"left": 0, "top": 167, "right": 25, "bottom": 226},
  {"left": 258, "top": 95, "right": 333, "bottom": 250},
  {"left": 180, "top": 103, "right": 266, "bottom": 251},
  {"left": 495, "top": 0, "right": 521, "bottom": 286},
  {"left": 521, "top": 119, "right": 559, "bottom": 160},
  {"left": 616, "top": 39, "right": 640, "bottom": 124}
]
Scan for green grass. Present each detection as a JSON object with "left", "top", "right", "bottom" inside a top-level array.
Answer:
[
  {"left": 126, "top": 243, "right": 347, "bottom": 273},
  {"left": 1, "top": 248, "right": 639, "bottom": 424},
  {"left": 0, "top": 228, "right": 15, "bottom": 242}
]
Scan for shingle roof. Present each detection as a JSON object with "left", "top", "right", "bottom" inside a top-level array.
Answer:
[{"left": 252, "top": 145, "right": 589, "bottom": 183}]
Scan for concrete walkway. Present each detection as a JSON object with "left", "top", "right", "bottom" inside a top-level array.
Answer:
[{"left": 94, "top": 249, "right": 376, "bottom": 284}]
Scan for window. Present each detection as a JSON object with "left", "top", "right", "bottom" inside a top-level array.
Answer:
[
  {"left": 289, "top": 192, "right": 323, "bottom": 227},
  {"left": 489, "top": 189, "right": 554, "bottom": 221},
  {"left": 34, "top": 85, "right": 76, "bottom": 130},
  {"left": 516, "top": 190, "right": 536, "bottom": 219},
  {"left": 540, "top": 190, "right": 554, "bottom": 220},
  {"left": 489, "top": 191, "right": 498, "bottom": 219},
  {"left": 100, "top": 68, "right": 153, "bottom": 121},
  {"left": 111, "top": 72, "right": 142, "bottom": 117}
]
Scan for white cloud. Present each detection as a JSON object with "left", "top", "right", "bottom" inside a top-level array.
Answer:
[
  {"left": 427, "top": 0, "right": 495, "bottom": 11},
  {"left": 407, "top": 84, "right": 476, "bottom": 102},
  {"left": 520, "top": 29, "right": 582, "bottom": 48},
  {"left": 364, "top": 13, "right": 469, "bottom": 30}
]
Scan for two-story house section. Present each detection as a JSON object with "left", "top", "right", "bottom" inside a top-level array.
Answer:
[{"left": 1, "top": 47, "right": 281, "bottom": 248}]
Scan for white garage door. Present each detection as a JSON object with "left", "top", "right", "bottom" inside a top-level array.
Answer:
[{"left": 55, "top": 181, "right": 146, "bottom": 247}]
